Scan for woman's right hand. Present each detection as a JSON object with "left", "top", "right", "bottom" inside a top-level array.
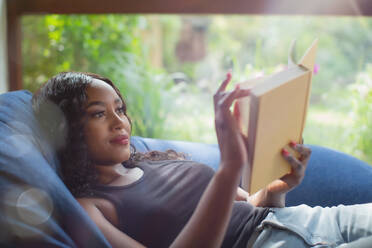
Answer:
[{"left": 213, "top": 72, "right": 251, "bottom": 173}]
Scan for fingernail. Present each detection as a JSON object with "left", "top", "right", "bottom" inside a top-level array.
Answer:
[
  {"left": 227, "top": 71, "right": 232, "bottom": 79},
  {"left": 281, "top": 148, "right": 290, "bottom": 156},
  {"left": 289, "top": 141, "right": 297, "bottom": 148}
]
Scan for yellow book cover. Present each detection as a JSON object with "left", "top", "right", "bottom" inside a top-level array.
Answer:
[{"left": 237, "top": 40, "right": 318, "bottom": 194}]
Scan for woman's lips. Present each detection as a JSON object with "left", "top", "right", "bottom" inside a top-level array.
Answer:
[{"left": 110, "top": 135, "right": 129, "bottom": 145}]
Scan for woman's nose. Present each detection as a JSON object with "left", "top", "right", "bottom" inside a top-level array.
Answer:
[{"left": 111, "top": 113, "right": 126, "bottom": 130}]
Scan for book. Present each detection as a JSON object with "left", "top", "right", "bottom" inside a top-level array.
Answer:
[{"left": 237, "top": 40, "right": 318, "bottom": 194}]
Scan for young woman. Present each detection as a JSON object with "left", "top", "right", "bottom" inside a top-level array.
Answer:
[{"left": 32, "top": 72, "right": 372, "bottom": 248}]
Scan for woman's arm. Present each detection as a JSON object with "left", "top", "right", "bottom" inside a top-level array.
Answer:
[
  {"left": 171, "top": 73, "right": 251, "bottom": 247},
  {"left": 171, "top": 166, "right": 244, "bottom": 247}
]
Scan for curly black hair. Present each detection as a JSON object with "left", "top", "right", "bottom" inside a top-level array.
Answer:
[{"left": 32, "top": 72, "right": 185, "bottom": 197}]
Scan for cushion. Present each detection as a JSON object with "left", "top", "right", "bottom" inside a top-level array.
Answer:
[
  {"left": 287, "top": 145, "right": 372, "bottom": 207},
  {"left": 0, "top": 90, "right": 111, "bottom": 247}
]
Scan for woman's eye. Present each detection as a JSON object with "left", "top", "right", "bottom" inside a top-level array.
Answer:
[{"left": 91, "top": 111, "right": 105, "bottom": 118}]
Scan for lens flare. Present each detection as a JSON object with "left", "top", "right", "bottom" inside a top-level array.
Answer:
[
  {"left": 16, "top": 188, "right": 54, "bottom": 226},
  {"left": 3, "top": 186, "right": 54, "bottom": 239}
]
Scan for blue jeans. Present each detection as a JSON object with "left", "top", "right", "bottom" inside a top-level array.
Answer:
[{"left": 249, "top": 204, "right": 372, "bottom": 248}]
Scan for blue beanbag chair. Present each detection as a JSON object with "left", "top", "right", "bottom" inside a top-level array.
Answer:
[{"left": 1, "top": 90, "right": 372, "bottom": 247}]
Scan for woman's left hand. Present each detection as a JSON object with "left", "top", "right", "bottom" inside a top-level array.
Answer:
[
  {"left": 250, "top": 142, "right": 312, "bottom": 207},
  {"left": 267, "top": 142, "right": 311, "bottom": 194}
]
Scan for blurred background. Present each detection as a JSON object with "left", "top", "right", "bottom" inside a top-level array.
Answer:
[{"left": 21, "top": 14, "right": 372, "bottom": 163}]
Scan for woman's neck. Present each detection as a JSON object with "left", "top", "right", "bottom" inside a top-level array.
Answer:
[{"left": 94, "top": 163, "right": 131, "bottom": 185}]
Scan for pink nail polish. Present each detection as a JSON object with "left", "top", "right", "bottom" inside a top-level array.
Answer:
[
  {"left": 289, "top": 141, "right": 297, "bottom": 148},
  {"left": 282, "top": 149, "right": 289, "bottom": 156},
  {"left": 227, "top": 72, "right": 232, "bottom": 79}
]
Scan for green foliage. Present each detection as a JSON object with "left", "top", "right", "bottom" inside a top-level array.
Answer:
[
  {"left": 349, "top": 64, "right": 372, "bottom": 163},
  {"left": 22, "top": 15, "right": 175, "bottom": 139},
  {"left": 23, "top": 15, "right": 143, "bottom": 90},
  {"left": 303, "top": 104, "right": 353, "bottom": 154},
  {"left": 117, "top": 68, "right": 175, "bottom": 139},
  {"left": 206, "top": 16, "right": 372, "bottom": 105},
  {"left": 161, "top": 16, "right": 182, "bottom": 72}
]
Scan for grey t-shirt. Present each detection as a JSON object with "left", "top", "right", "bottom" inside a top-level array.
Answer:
[{"left": 91, "top": 160, "right": 269, "bottom": 248}]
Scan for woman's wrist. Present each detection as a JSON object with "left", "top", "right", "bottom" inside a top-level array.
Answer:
[
  {"left": 264, "top": 190, "right": 286, "bottom": 208},
  {"left": 248, "top": 188, "right": 286, "bottom": 208},
  {"left": 215, "top": 163, "right": 243, "bottom": 189}
]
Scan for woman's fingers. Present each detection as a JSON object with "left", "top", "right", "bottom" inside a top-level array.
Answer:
[
  {"left": 214, "top": 72, "right": 250, "bottom": 171},
  {"left": 214, "top": 72, "right": 250, "bottom": 115},
  {"left": 216, "top": 72, "right": 232, "bottom": 93},
  {"left": 281, "top": 149, "right": 303, "bottom": 172},
  {"left": 281, "top": 142, "right": 312, "bottom": 175},
  {"left": 217, "top": 87, "right": 250, "bottom": 110},
  {"left": 289, "top": 141, "right": 312, "bottom": 162}
]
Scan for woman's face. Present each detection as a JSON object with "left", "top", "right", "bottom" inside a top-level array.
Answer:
[{"left": 82, "top": 79, "right": 131, "bottom": 166}]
